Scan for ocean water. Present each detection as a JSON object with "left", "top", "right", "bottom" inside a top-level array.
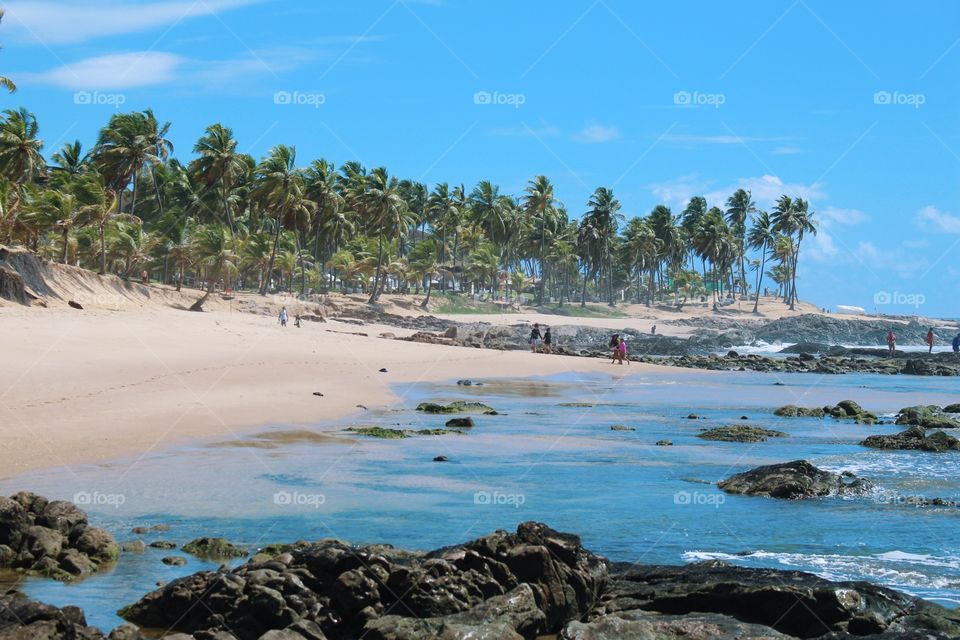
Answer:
[{"left": 2, "top": 369, "right": 960, "bottom": 631}]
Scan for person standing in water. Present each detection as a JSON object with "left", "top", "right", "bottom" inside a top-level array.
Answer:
[
  {"left": 542, "top": 327, "right": 552, "bottom": 354},
  {"left": 887, "top": 330, "right": 897, "bottom": 356},
  {"left": 279, "top": 307, "right": 288, "bottom": 327},
  {"left": 529, "top": 323, "right": 542, "bottom": 353},
  {"left": 953, "top": 333, "right": 960, "bottom": 353},
  {"left": 927, "top": 328, "right": 935, "bottom": 354}
]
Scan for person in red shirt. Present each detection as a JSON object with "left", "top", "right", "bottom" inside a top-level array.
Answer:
[
  {"left": 887, "top": 330, "right": 897, "bottom": 356},
  {"left": 927, "top": 328, "right": 935, "bottom": 354}
]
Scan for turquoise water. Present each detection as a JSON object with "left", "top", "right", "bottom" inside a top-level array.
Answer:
[{"left": 3, "top": 370, "right": 960, "bottom": 632}]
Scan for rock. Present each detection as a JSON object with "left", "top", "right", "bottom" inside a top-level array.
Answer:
[
  {"left": 456, "top": 379, "right": 483, "bottom": 386},
  {"left": 312, "top": 392, "right": 324, "bottom": 397},
  {"left": 121, "top": 540, "right": 146, "bottom": 553},
  {"left": 559, "top": 403, "right": 594, "bottom": 408},
  {"left": 697, "top": 426, "right": 787, "bottom": 443},
  {"left": 445, "top": 417, "right": 475, "bottom": 428},
  {"left": 162, "top": 556, "right": 187, "bottom": 566},
  {"left": 182, "top": 537, "right": 248, "bottom": 559},
  {"left": 718, "top": 460, "right": 871, "bottom": 499},
  {"left": 378, "top": 332, "right": 395, "bottom": 339},
  {"left": 36, "top": 500, "right": 88, "bottom": 536},
  {"left": 861, "top": 426, "right": 960, "bottom": 452},
  {"left": 68, "top": 300, "right": 83, "bottom": 309},
  {"left": 433, "top": 456, "right": 448, "bottom": 462},
  {"left": 150, "top": 540, "right": 178, "bottom": 549},
  {"left": 773, "top": 404, "right": 825, "bottom": 418},
  {"left": 0, "top": 591, "right": 121, "bottom": 639},
  {"left": 58, "top": 548, "right": 98, "bottom": 576},
  {"left": 944, "top": 403, "right": 960, "bottom": 413},
  {"left": 655, "top": 440, "right": 673, "bottom": 446},
  {"left": 417, "top": 401, "right": 498, "bottom": 415},
  {"left": 345, "top": 427, "right": 410, "bottom": 439},
  {"left": 896, "top": 405, "right": 960, "bottom": 429},
  {"left": 75, "top": 527, "right": 120, "bottom": 562},
  {"left": 610, "top": 425, "right": 635, "bottom": 431},
  {"left": 560, "top": 610, "right": 793, "bottom": 639},
  {"left": 443, "top": 326, "right": 458, "bottom": 339},
  {"left": 379, "top": 368, "right": 388, "bottom": 373},
  {"left": 685, "top": 414, "right": 702, "bottom": 420}
]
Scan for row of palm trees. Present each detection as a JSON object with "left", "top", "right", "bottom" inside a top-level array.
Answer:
[{"left": 0, "top": 106, "right": 818, "bottom": 311}]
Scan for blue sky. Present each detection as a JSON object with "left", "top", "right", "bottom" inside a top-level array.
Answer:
[{"left": 3, "top": 0, "right": 959, "bottom": 317}]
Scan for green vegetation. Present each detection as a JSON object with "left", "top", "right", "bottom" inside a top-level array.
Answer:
[
  {"left": 416, "top": 401, "right": 498, "bottom": 415},
  {"left": 346, "top": 426, "right": 466, "bottom": 438},
  {"left": 431, "top": 293, "right": 517, "bottom": 315}
]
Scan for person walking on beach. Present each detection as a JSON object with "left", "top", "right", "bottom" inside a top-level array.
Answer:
[
  {"left": 529, "top": 323, "right": 542, "bottom": 353},
  {"left": 543, "top": 327, "right": 552, "bottom": 354},
  {"left": 612, "top": 337, "right": 629, "bottom": 365},
  {"left": 927, "top": 328, "right": 935, "bottom": 354},
  {"left": 887, "top": 330, "right": 897, "bottom": 356},
  {"left": 953, "top": 333, "right": 960, "bottom": 353},
  {"left": 279, "top": 306, "right": 288, "bottom": 327},
  {"left": 294, "top": 314, "right": 302, "bottom": 328},
  {"left": 651, "top": 325, "right": 657, "bottom": 336}
]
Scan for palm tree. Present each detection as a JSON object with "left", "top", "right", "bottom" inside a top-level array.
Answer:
[
  {"left": 254, "top": 145, "right": 311, "bottom": 295},
  {"left": 747, "top": 210, "right": 774, "bottom": 313},
  {"left": 360, "top": 168, "right": 410, "bottom": 303},
  {"left": 725, "top": 188, "right": 755, "bottom": 297},
  {"left": 50, "top": 141, "right": 90, "bottom": 181},
  {"left": 189, "top": 224, "right": 238, "bottom": 311},
  {"left": 0, "top": 108, "right": 44, "bottom": 185},
  {"left": 192, "top": 123, "right": 244, "bottom": 231},
  {"left": 522, "top": 175, "right": 556, "bottom": 305},
  {"left": 584, "top": 187, "right": 623, "bottom": 305},
  {"left": 789, "top": 198, "right": 817, "bottom": 310},
  {"left": 623, "top": 217, "right": 660, "bottom": 304},
  {"left": 408, "top": 238, "right": 440, "bottom": 307}
]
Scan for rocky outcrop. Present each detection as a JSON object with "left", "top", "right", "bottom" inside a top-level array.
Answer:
[
  {"left": 416, "top": 401, "right": 498, "bottom": 415},
  {"left": 582, "top": 560, "right": 960, "bottom": 639},
  {"left": 861, "top": 426, "right": 960, "bottom": 452},
  {"left": 697, "top": 426, "right": 787, "bottom": 442},
  {"left": 774, "top": 401, "right": 877, "bottom": 423},
  {"left": 119, "top": 522, "right": 607, "bottom": 640},
  {"left": 181, "top": 537, "right": 248, "bottom": 559},
  {"left": 0, "top": 492, "right": 119, "bottom": 580},
  {"left": 718, "top": 460, "right": 871, "bottom": 499},
  {"left": 896, "top": 405, "right": 960, "bottom": 429}
]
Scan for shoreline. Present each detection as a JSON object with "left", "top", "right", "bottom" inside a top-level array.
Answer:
[{"left": 0, "top": 305, "right": 698, "bottom": 479}]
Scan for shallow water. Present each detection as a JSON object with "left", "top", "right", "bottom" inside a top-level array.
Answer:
[{"left": 3, "top": 370, "right": 960, "bottom": 630}]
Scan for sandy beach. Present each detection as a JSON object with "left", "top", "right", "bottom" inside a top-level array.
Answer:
[{"left": 0, "top": 299, "right": 695, "bottom": 477}]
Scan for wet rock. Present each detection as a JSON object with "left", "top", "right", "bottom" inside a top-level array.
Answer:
[
  {"left": 861, "top": 426, "right": 960, "bottom": 452},
  {"left": 655, "top": 440, "right": 673, "bottom": 446},
  {"left": 896, "top": 405, "right": 960, "bottom": 429},
  {"left": 182, "top": 537, "right": 248, "bottom": 559},
  {"left": 433, "top": 456, "right": 448, "bottom": 462},
  {"left": 162, "top": 556, "right": 187, "bottom": 566},
  {"left": 445, "top": 417, "right": 475, "bottom": 428},
  {"left": 944, "top": 403, "right": 960, "bottom": 413},
  {"left": 610, "top": 425, "right": 635, "bottom": 431},
  {"left": 121, "top": 540, "right": 146, "bottom": 553},
  {"left": 417, "top": 401, "right": 498, "bottom": 415},
  {"left": 697, "top": 426, "right": 787, "bottom": 443},
  {"left": 0, "top": 492, "right": 117, "bottom": 580},
  {"left": 718, "top": 460, "right": 871, "bottom": 499},
  {"left": 150, "top": 540, "right": 178, "bottom": 549}
]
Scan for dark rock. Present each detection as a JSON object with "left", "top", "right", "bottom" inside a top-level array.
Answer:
[
  {"left": 610, "top": 425, "right": 635, "bottom": 431},
  {"left": 718, "top": 460, "right": 872, "bottom": 499},
  {"left": 417, "top": 401, "right": 497, "bottom": 415},
  {"left": 433, "top": 456, "right": 448, "bottom": 462},
  {"left": 150, "top": 540, "right": 178, "bottom": 549},
  {"left": 862, "top": 426, "right": 960, "bottom": 452},
  {"left": 944, "top": 403, "right": 960, "bottom": 413},
  {"left": 697, "top": 426, "right": 787, "bottom": 443},
  {"left": 655, "top": 440, "right": 673, "bottom": 446},
  {"left": 182, "top": 537, "right": 248, "bottom": 559},
  {"left": 896, "top": 405, "right": 960, "bottom": 429},
  {"left": 445, "top": 417, "right": 475, "bottom": 428},
  {"left": 162, "top": 556, "right": 187, "bottom": 566},
  {"left": 68, "top": 300, "right": 83, "bottom": 309}
]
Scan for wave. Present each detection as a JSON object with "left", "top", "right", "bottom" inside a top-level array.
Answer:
[{"left": 682, "top": 549, "right": 960, "bottom": 593}]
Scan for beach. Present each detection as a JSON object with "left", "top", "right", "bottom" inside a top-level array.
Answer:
[{"left": 0, "top": 299, "right": 692, "bottom": 477}]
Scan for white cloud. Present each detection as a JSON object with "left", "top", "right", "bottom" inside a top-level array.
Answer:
[
  {"left": 819, "top": 206, "right": 868, "bottom": 226},
  {"left": 573, "top": 123, "right": 620, "bottom": 144},
  {"left": 19, "top": 52, "right": 184, "bottom": 90},
  {"left": 4, "top": 0, "right": 263, "bottom": 45},
  {"left": 647, "top": 174, "right": 826, "bottom": 211},
  {"left": 857, "top": 241, "right": 880, "bottom": 262},
  {"left": 916, "top": 205, "right": 960, "bottom": 234},
  {"left": 663, "top": 134, "right": 794, "bottom": 146}
]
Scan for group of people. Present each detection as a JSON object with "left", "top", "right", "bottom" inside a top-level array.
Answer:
[
  {"left": 278, "top": 307, "right": 301, "bottom": 328},
  {"left": 528, "top": 323, "right": 553, "bottom": 353},
  {"left": 887, "top": 328, "right": 960, "bottom": 355},
  {"left": 609, "top": 334, "right": 629, "bottom": 365}
]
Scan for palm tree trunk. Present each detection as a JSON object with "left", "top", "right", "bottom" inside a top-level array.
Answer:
[
  {"left": 753, "top": 245, "right": 767, "bottom": 314},
  {"left": 61, "top": 227, "right": 69, "bottom": 264},
  {"left": 369, "top": 231, "right": 385, "bottom": 304},
  {"left": 580, "top": 267, "right": 588, "bottom": 307},
  {"left": 296, "top": 231, "right": 307, "bottom": 296},
  {"left": 260, "top": 213, "right": 284, "bottom": 296},
  {"left": 790, "top": 238, "right": 802, "bottom": 310},
  {"left": 99, "top": 223, "right": 107, "bottom": 275}
]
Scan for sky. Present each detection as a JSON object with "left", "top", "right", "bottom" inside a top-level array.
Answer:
[{"left": 2, "top": 0, "right": 959, "bottom": 317}]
